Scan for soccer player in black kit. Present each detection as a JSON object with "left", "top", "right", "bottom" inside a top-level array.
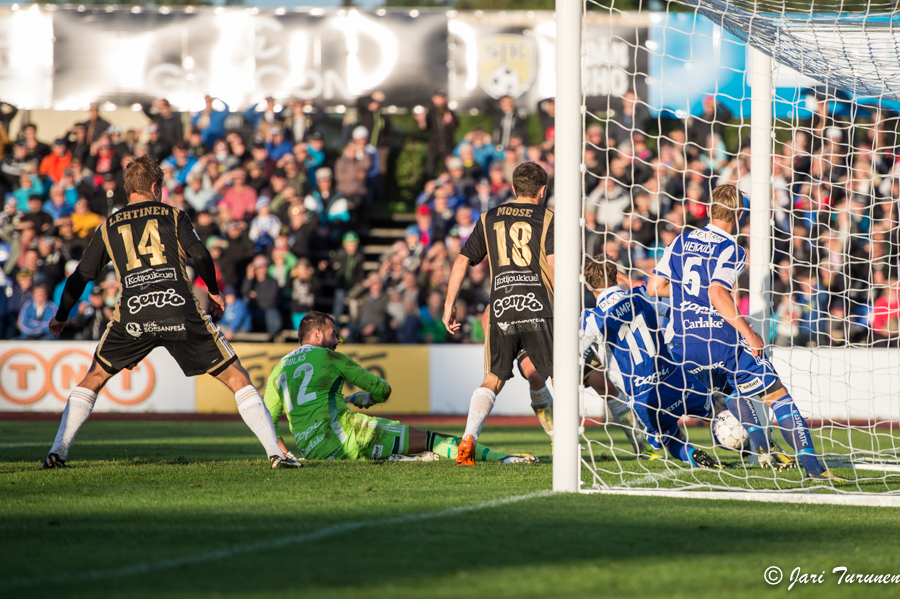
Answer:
[
  {"left": 443, "top": 162, "right": 554, "bottom": 465},
  {"left": 42, "top": 156, "right": 302, "bottom": 469}
]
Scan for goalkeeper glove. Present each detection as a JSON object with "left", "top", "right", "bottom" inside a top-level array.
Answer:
[{"left": 345, "top": 391, "right": 376, "bottom": 409}]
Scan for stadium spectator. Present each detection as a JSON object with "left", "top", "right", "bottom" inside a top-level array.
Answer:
[
  {"left": 245, "top": 97, "right": 280, "bottom": 140},
  {"left": 492, "top": 95, "right": 528, "bottom": 151},
  {"left": 21, "top": 123, "right": 51, "bottom": 163},
  {"left": 242, "top": 255, "right": 282, "bottom": 337},
  {"left": 40, "top": 139, "right": 72, "bottom": 183},
  {"left": 328, "top": 231, "right": 365, "bottom": 320},
  {"left": 162, "top": 141, "right": 198, "bottom": 186},
  {"left": 356, "top": 91, "right": 393, "bottom": 184},
  {"left": 191, "top": 96, "right": 230, "bottom": 148},
  {"left": 334, "top": 139, "right": 371, "bottom": 216},
  {"left": 17, "top": 283, "right": 56, "bottom": 340},
  {"left": 415, "top": 89, "right": 458, "bottom": 178},
  {"left": 345, "top": 273, "right": 389, "bottom": 343},
  {"left": 606, "top": 91, "right": 650, "bottom": 146},
  {"left": 21, "top": 195, "right": 52, "bottom": 234},
  {"left": 219, "top": 286, "right": 251, "bottom": 341},
  {"left": 143, "top": 98, "right": 183, "bottom": 148},
  {"left": 290, "top": 257, "right": 319, "bottom": 328},
  {"left": 13, "top": 172, "right": 45, "bottom": 212},
  {"left": 216, "top": 168, "right": 257, "bottom": 221},
  {"left": 79, "top": 103, "right": 112, "bottom": 147},
  {"left": 69, "top": 286, "right": 109, "bottom": 341},
  {"left": 70, "top": 198, "right": 103, "bottom": 240}
]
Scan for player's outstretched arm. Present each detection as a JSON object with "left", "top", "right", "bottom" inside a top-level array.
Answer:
[
  {"left": 52, "top": 227, "right": 111, "bottom": 338},
  {"left": 646, "top": 274, "right": 670, "bottom": 298},
  {"left": 443, "top": 254, "right": 470, "bottom": 333},
  {"left": 338, "top": 354, "right": 392, "bottom": 404},
  {"left": 709, "top": 282, "right": 764, "bottom": 356}
]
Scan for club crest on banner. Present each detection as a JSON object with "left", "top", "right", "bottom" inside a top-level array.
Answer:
[{"left": 477, "top": 35, "right": 536, "bottom": 99}]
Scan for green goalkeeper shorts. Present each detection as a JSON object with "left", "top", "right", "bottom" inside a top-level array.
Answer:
[{"left": 330, "top": 411, "right": 410, "bottom": 461}]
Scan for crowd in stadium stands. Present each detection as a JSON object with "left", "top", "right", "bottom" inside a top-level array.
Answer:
[{"left": 0, "top": 89, "right": 898, "bottom": 346}]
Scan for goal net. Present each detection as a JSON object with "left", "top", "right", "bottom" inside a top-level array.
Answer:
[{"left": 577, "top": 0, "right": 900, "bottom": 499}]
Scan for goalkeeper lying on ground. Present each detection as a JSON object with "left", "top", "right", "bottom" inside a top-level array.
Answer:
[{"left": 263, "top": 311, "right": 537, "bottom": 463}]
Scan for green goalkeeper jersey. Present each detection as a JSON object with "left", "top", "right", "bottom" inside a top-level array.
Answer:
[{"left": 263, "top": 344, "right": 392, "bottom": 460}]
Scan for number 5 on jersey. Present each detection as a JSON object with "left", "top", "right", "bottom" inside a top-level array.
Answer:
[{"left": 118, "top": 218, "right": 166, "bottom": 270}]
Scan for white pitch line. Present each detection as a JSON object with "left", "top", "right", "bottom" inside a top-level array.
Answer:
[{"left": 0, "top": 490, "right": 553, "bottom": 591}]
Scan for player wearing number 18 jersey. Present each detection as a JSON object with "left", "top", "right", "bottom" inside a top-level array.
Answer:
[
  {"left": 42, "top": 156, "right": 299, "bottom": 470},
  {"left": 443, "top": 162, "right": 552, "bottom": 465}
]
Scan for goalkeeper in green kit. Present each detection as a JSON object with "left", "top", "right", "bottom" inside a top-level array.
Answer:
[{"left": 264, "top": 311, "right": 537, "bottom": 463}]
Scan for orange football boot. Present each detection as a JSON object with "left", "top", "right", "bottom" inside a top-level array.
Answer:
[{"left": 456, "top": 434, "right": 476, "bottom": 466}]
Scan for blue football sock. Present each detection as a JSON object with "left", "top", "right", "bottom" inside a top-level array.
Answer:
[
  {"left": 770, "top": 394, "right": 824, "bottom": 475},
  {"left": 660, "top": 426, "right": 695, "bottom": 465},
  {"left": 725, "top": 394, "right": 770, "bottom": 452}
]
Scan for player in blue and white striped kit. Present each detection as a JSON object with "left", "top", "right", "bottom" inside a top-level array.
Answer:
[
  {"left": 581, "top": 257, "right": 725, "bottom": 468},
  {"left": 650, "top": 184, "right": 848, "bottom": 482}
]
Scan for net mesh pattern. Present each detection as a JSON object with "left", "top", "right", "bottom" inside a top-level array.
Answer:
[{"left": 578, "top": 0, "right": 900, "bottom": 495}]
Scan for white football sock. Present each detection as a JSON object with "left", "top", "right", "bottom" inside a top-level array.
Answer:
[
  {"left": 49, "top": 387, "right": 97, "bottom": 460},
  {"left": 463, "top": 387, "right": 496, "bottom": 443},
  {"left": 235, "top": 385, "right": 283, "bottom": 458},
  {"left": 606, "top": 394, "right": 631, "bottom": 422},
  {"left": 530, "top": 385, "right": 554, "bottom": 436},
  {"left": 530, "top": 385, "right": 552, "bottom": 411}
]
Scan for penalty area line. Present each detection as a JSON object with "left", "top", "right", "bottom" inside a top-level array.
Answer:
[{"left": 0, "top": 490, "right": 554, "bottom": 591}]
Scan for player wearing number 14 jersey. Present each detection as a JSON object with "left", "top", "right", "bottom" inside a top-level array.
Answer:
[
  {"left": 443, "top": 162, "right": 552, "bottom": 465},
  {"left": 42, "top": 156, "right": 300, "bottom": 470}
]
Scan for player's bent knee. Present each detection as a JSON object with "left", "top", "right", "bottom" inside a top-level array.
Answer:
[
  {"left": 527, "top": 375, "right": 545, "bottom": 391},
  {"left": 762, "top": 381, "right": 786, "bottom": 403},
  {"left": 586, "top": 370, "right": 613, "bottom": 396},
  {"left": 481, "top": 375, "right": 504, "bottom": 394},
  {"left": 213, "top": 361, "right": 252, "bottom": 392},
  {"left": 78, "top": 360, "right": 114, "bottom": 393}
]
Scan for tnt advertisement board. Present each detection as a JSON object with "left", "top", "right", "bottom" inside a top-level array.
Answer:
[{"left": 0, "top": 341, "right": 194, "bottom": 412}]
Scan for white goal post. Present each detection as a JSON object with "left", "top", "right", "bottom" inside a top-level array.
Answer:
[
  {"left": 554, "top": 0, "right": 900, "bottom": 501},
  {"left": 551, "top": 0, "right": 583, "bottom": 493}
]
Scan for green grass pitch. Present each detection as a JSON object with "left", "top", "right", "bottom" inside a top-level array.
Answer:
[{"left": 2, "top": 420, "right": 900, "bottom": 599}]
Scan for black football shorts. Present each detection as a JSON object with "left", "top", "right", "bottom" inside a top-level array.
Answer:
[
  {"left": 485, "top": 318, "right": 553, "bottom": 381},
  {"left": 94, "top": 313, "right": 237, "bottom": 377}
]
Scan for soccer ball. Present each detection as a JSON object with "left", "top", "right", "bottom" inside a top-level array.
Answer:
[{"left": 711, "top": 409, "right": 750, "bottom": 452}]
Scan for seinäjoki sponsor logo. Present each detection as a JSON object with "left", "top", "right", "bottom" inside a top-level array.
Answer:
[
  {"left": 493, "top": 271, "right": 540, "bottom": 290},
  {"left": 125, "top": 322, "right": 142, "bottom": 337},
  {"left": 127, "top": 288, "right": 186, "bottom": 314},
  {"left": 143, "top": 320, "right": 186, "bottom": 334},
  {"left": 124, "top": 267, "right": 177, "bottom": 289},
  {"left": 493, "top": 293, "right": 544, "bottom": 318}
]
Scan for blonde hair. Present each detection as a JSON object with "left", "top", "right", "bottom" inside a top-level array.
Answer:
[{"left": 709, "top": 184, "right": 742, "bottom": 225}]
